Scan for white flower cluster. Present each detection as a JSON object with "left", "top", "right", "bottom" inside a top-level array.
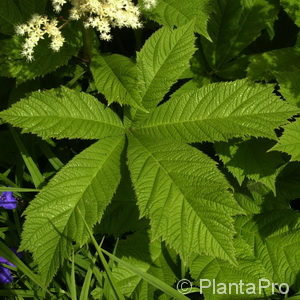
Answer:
[
  {"left": 16, "top": 0, "right": 157, "bottom": 61},
  {"left": 67, "top": 0, "right": 143, "bottom": 41},
  {"left": 16, "top": 15, "right": 65, "bottom": 61}
]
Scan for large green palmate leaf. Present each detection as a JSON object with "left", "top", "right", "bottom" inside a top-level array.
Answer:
[
  {"left": 134, "top": 80, "right": 297, "bottom": 143},
  {"left": 202, "top": 0, "right": 278, "bottom": 69},
  {"left": 215, "top": 139, "right": 286, "bottom": 193},
  {"left": 127, "top": 135, "right": 243, "bottom": 263},
  {"left": 20, "top": 136, "right": 125, "bottom": 284},
  {"left": 136, "top": 21, "right": 197, "bottom": 111},
  {"left": 90, "top": 53, "right": 144, "bottom": 110},
  {"left": 271, "top": 119, "right": 300, "bottom": 161},
  {"left": 0, "top": 87, "right": 124, "bottom": 140},
  {"left": 144, "top": 0, "right": 211, "bottom": 40}
]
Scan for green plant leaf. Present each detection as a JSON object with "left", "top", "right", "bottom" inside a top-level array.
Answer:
[
  {"left": 0, "top": 87, "right": 124, "bottom": 140},
  {"left": 248, "top": 48, "right": 300, "bottom": 107},
  {"left": 271, "top": 119, "right": 300, "bottom": 161},
  {"left": 190, "top": 239, "right": 274, "bottom": 299},
  {"left": 127, "top": 135, "right": 243, "bottom": 263},
  {"left": 202, "top": 0, "right": 279, "bottom": 68},
  {"left": 281, "top": 0, "right": 300, "bottom": 27},
  {"left": 233, "top": 192, "right": 262, "bottom": 215},
  {"left": 131, "top": 244, "right": 177, "bottom": 300},
  {"left": 10, "top": 128, "right": 44, "bottom": 188},
  {"left": 191, "top": 209, "right": 300, "bottom": 299},
  {"left": 276, "top": 162, "right": 300, "bottom": 201},
  {"left": 277, "top": 70, "right": 300, "bottom": 107},
  {"left": 20, "top": 136, "right": 125, "bottom": 284},
  {"left": 169, "top": 79, "right": 202, "bottom": 99},
  {"left": 0, "top": 0, "right": 47, "bottom": 35},
  {"left": 145, "top": 0, "right": 211, "bottom": 40},
  {"left": 245, "top": 181, "right": 286, "bottom": 212},
  {"left": 247, "top": 47, "right": 300, "bottom": 81},
  {"left": 237, "top": 213, "right": 300, "bottom": 287},
  {"left": 134, "top": 80, "right": 297, "bottom": 143},
  {"left": 136, "top": 21, "right": 197, "bottom": 111},
  {"left": 98, "top": 157, "right": 147, "bottom": 237},
  {"left": 0, "top": 0, "right": 22, "bottom": 34},
  {"left": 215, "top": 138, "right": 286, "bottom": 193},
  {"left": 91, "top": 53, "right": 145, "bottom": 110}
]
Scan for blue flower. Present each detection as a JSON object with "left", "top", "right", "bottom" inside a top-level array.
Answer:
[
  {"left": 0, "top": 192, "right": 17, "bottom": 210},
  {"left": 0, "top": 256, "right": 15, "bottom": 284}
]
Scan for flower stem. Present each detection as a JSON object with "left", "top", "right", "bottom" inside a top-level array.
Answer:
[{"left": 58, "top": 19, "right": 70, "bottom": 30}]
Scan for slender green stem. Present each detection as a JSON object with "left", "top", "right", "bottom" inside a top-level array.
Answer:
[
  {"left": 69, "top": 249, "right": 77, "bottom": 300},
  {"left": 10, "top": 128, "right": 44, "bottom": 188},
  {"left": 181, "top": 261, "right": 186, "bottom": 279}
]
